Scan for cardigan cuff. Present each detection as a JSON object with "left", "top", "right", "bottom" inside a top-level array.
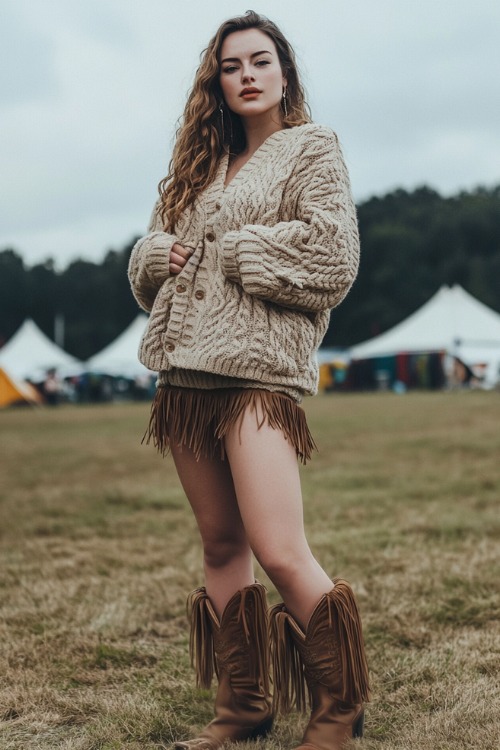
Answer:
[
  {"left": 142, "top": 231, "right": 177, "bottom": 286},
  {"left": 220, "top": 231, "right": 242, "bottom": 284}
]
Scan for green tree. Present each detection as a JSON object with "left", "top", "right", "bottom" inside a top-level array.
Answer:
[
  {"left": 326, "top": 185, "right": 500, "bottom": 347},
  {"left": 0, "top": 249, "right": 28, "bottom": 346}
]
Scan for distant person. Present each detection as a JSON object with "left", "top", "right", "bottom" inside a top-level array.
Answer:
[
  {"left": 128, "top": 10, "right": 368, "bottom": 750},
  {"left": 43, "top": 368, "right": 60, "bottom": 406},
  {"left": 452, "top": 356, "right": 474, "bottom": 388}
]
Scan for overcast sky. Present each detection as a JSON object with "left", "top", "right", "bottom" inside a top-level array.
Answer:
[{"left": 2, "top": 0, "right": 499, "bottom": 268}]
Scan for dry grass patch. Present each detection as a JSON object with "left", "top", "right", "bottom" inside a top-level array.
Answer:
[{"left": 0, "top": 393, "right": 499, "bottom": 749}]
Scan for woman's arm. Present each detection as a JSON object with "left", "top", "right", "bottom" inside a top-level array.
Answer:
[
  {"left": 220, "top": 128, "right": 360, "bottom": 313},
  {"left": 127, "top": 200, "right": 178, "bottom": 312}
]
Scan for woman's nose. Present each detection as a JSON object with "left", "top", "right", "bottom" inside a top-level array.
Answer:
[{"left": 241, "top": 68, "right": 255, "bottom": 83}]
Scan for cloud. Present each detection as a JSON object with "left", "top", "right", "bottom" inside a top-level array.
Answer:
[{"left": 0, "top": 4, "right": 59, "bottom": 106}]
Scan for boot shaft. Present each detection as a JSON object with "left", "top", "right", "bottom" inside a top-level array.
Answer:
[
  {"left": 188, "top": 582, "right": 270, "bottom": 696},
  {"left": 177, "top": 583, "right": 273, "bottom": 749},
  {"left": 270, "top": 578, "right": 370, "bottom": 712}
]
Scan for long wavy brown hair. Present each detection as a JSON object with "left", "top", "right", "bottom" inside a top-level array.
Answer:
[{"left": 158, "top": 10, "right": 311, "bottom": 232}]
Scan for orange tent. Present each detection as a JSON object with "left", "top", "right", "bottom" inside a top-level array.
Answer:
[{"left": 0, "top": 367, "right": 43, "bottom": 408}]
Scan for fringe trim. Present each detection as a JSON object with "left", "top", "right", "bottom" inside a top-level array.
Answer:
[
  {"left": 188, "top": 587, "right": 217, "bottom": 689},
  {"left": 237, "top": 583, "right": 271, "bottom": 695},
  {"left": 142, "top": 386, "right": 317, "bottom": 464},
  {"left": 327, "top": 578, "right": 370, "bottom": 705},
  {"left": 269, "top": 604, "right": 310, "bottom": 714}
]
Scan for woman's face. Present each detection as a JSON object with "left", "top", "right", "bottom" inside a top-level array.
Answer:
[{"left": 219, "top": 28, "right": 285, "bottom": 122}]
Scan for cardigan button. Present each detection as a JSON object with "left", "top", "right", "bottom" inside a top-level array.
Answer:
[
  {"left": 205, "top": 231, "right": 215, "bottom": 242},
  {"left": 215, "top": 202, "right": 221, "bottom": 210},
  {"left": 175, "top": 283, "right": 186, "bottom": 293},
  {"left": 194, "top": 289, "right": 205, "bottom": 300},
  {"left": 166, "top": 343, "right": 175, "bottom": 352}
]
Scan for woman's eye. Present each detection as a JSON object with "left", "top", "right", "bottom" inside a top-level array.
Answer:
[
  {"left": 222, "top": 65, "right": 238, "bottom": 74},
  {"left": 255, "top": 60, "right": 270, "bottom": 67}
]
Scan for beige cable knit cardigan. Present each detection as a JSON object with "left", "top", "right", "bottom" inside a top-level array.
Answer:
[{"left": 128, "top": 123, "right": 360, "bottom": 401}]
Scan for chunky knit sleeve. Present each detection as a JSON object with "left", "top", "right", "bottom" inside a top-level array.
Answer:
[
  {"left": 220, "top": 128, "right": 360, "bottom": 313},
  {"left": 128, "top": 200, "right": 178, "bottom": 313}
]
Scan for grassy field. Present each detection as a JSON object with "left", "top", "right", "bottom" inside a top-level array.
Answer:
[{"left": 0, "top": 392, "right": 499, "bottom": 750}]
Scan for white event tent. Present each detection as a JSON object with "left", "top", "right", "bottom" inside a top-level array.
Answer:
[
  {"left": 349, "top": 285, "right": 500, "bottom": 386},
  {"left": 85, "top": 314, "right": 153, "bottom": 378},
  {"left": 0, "top": 319, "right": 83, "bottom": 382}
]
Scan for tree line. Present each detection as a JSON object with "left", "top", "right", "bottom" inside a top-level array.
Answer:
[{"left": 1, "top": 184, "right": 499, "bottom": 361}]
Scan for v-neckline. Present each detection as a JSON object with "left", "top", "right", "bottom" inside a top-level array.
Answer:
[{"left": 222, "top": 129, "right": 288, "bottom": 191}]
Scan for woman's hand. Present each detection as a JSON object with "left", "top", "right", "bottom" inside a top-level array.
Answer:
[{"left": 169, "top": 243, "right": 194, "bottom": 274}]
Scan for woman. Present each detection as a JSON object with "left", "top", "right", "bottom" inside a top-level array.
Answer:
[{"left": 128, "top": 10, "right": 369, "bottom": 750}]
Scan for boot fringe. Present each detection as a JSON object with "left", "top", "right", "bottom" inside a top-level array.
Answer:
[
  {"left": 269, "top": 604, "right": 310, "bottom": 714},
  {"left": 327, "top": 578, "right": 370, "bottom": 704},
  {"left": 238, "top": 583, "right": 271, "bottom": 695},
  {"left": 143, "top": 386, "right": 316, "bottom": 464},
  {"left": 188, "top": 588, "right": 217, "bottom": 689}
]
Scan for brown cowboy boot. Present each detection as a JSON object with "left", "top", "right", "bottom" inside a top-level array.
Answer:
[
  {"left": 175, "top": 582, "right": 273, "bottom": 750},
  {"left": 270, "top": 578, "right": 370, "bottom": 750}
]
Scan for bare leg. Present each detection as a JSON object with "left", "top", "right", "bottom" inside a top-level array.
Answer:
[
  {"left": 224, "top": 399, "right": 333, "bottom": 629},
  {"left": 170, "top": 443, "right": 254, "bottom": 616}
]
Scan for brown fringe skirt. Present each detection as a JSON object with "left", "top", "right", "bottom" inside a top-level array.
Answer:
[{"left": 143, "top": 386, "right": 317, "bottom": 464}]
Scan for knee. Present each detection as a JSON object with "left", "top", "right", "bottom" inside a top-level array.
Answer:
[
  {"left": 202, "top": 534, "right": 249, "bottom": 571},
  {"left": 254, "top": 544, "right": 312, "bottom": 589}
]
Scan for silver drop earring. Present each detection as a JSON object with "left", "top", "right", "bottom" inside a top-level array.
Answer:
[
  {"left": 219, "top": 103, "right": 225, "bottom": 136},
  {"left": 219, "top": 102, "right": 233, "bottom": 145},
  {"left": 282, "top": 88, "right": 288, "bottom": 117}
]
